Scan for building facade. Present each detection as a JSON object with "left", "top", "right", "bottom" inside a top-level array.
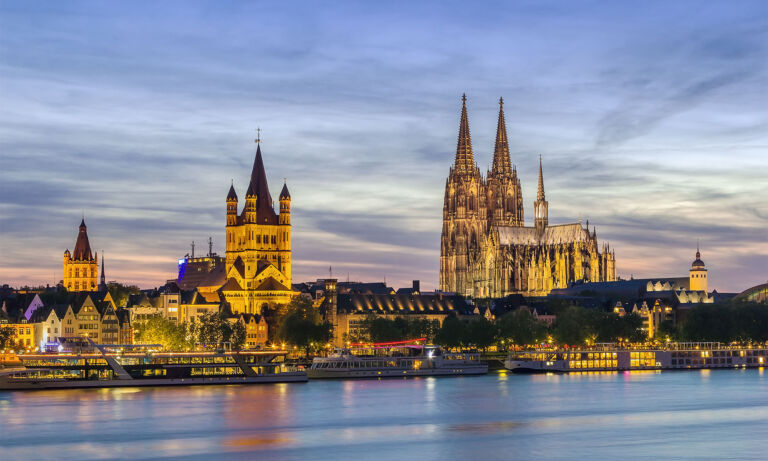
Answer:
[
  {"left": 63, "top": 219, "right": 99, "bottom": 292},
  {"left": 440, "top": 96, "right": 617, "bottom": 297},
  {"left": 222, "top": 141, "right": 295, "bottom": 314}
]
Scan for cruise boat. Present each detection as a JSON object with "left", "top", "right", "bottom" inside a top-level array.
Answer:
[
  {"left": 0, "top": 341, "right": 307, "bottom": 390},
  {"left": 505, "top": 343, "right": 768, "bottom": 373},
  {"left": 307, "top": 345, "right": 488, "bottom": 379}
]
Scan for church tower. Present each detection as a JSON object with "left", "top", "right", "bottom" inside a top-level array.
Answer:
[
  {"left": 533, "top": 156, "right": 548, "bottom": 231},
  {"left": 689, "top": 245, "right": 708, "bottom": 292},
  {"left": 440, "top": 94, "right": 488, "bottom": 296},
  {"left": 487, "top": 97, "right": 524, "bottom": 227},
  {"left": 222, "top": 138, "right": 294, "bottom": 315},
  {"left": 63, "top": 218, "right": 98, "bottom": 292}
]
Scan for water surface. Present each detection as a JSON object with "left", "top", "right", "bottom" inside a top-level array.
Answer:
[{"left": 1, "top": 369, "right": 766, "bottom": 460}]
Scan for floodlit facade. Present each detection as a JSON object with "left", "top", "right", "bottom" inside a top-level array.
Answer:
[
  {"left": 440, "top": 96, "right": 617, "bottom": 298},
  {"left": 63, "top": 219, "right": 99, "bottom": 292}
]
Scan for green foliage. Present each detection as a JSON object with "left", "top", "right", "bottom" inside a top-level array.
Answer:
[
  {"left": 195, "top": 313, "right": 246, "bottom": 350},
  {"left": 656, "top": 319, "right": 679, "bottom": 341},
  {"left": 498, "top": 309, "right": 548, "bottom": 346},
  {"left": 362, "top": 316, "right": 440, "bottom": 343},
  {"left": 0, "top": 327, "right": 17, "bottom": 349},
  {"left": 680, "top": 301, "right": 768, "bottom": 343},
  {"left": 134, "top": 317, "right": 192, "bottom": 351},
  {"left": 39, "top": 289, "right": 71, "bottom": 306},
  {"left": 107, "top": 282, "right": 141, "bottom": 308},
  {"left": 277, "top": 296, "right": 332, "bottom": 355},
  {"left": 465, "top": 317, "right": 498, "bottom": 351},
  {"left": 434, "top": 315, "right": 466, "bottom": 348}
]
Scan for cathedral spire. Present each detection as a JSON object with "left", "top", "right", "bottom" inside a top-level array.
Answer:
[
  {"left": 244, "top": 143, "right": 278, "bottom": 224},
  {"left": 537, "top": 155, "right": 545, "bottom": 201},
  {"left": 454, "top": 93, "right": 475, "bottom": 174},
  {"left": 99, "top": 250, "right": 107, "bottom": 291},
  {"left": 73, "top": 219, "right": 94, "bottom": 261},
  {"left": 491, "top": 97, "right": 512, "bottom": 176}
]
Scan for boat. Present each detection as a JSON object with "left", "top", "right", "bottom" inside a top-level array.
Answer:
[
  {"left": 307, "top": 345, "right": 488, "bottom": 379},
  {"left": 504, "top": 342, "right": 768, "bottom": 373},
  {"left": 0, "top": 340, "right": 307, "bottom": 390}
]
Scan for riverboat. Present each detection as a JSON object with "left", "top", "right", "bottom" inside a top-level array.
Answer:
[
  {"left": 307, "top": 345, "right": 488, "bottom": 379},
  {"left": 0, "top": 342, "right": 307, "bottom": 390},
  {"left": 504, "top": 342, "right": 768, "bottom": 373}
]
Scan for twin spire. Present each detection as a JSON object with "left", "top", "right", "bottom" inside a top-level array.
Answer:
[
  {"left": 454, "top": 95, "right": 519, "bottom": 179},
  {"left": 537, "top": 155, "right": 545, "bottom": 201}
]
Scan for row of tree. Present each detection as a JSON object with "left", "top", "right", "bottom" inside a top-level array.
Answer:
[
  {"left": 134, "top": 312, "right": 246, "bottom": 350},
  {"left": 667, "top": 301, "right": 768, "bottom": 343}
]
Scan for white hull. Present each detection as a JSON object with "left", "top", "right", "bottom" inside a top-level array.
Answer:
[{"left": 0, "top": 372, "right": 308, "bottom": 390}]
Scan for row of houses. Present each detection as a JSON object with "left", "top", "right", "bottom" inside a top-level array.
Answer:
[{"left": 0, "top": 284, "right": 269, "bottom": 351}]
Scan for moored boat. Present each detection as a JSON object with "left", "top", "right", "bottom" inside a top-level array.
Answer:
[
  {"left": 0, "top": 341, "right": 307, "bottom": 390},
  {"left": 505, "top": 343, "right": 768, "bottom": 373},
  {"left": 307, "top": 345, "right": 488, "bottom": 379}
]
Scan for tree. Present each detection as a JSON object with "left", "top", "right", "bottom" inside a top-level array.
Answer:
[
  {"left": 465, "top": 317, "right": 497, "bottom": 351},
  {"left": 434, "top": 315, "right": 466, "bottom": 349},
  {"left": 0, "top": 327, "right": 16, "bottom": 349},
  {"left": 680, "top": 303, "right": 734, "bottom": 342},
  {"left": 134, "top": 317, "right": 191, "bottom": 350},
  {"left": 498, "top": 308, "right": 547, "bottom": 346},
  {"left": 276, "top": 297, "right": 332, "bottom": 355},
  {"left": 107, "top": 282, "right": 141, "bottom": 308},
  {"left": 553, "top": 306, "right": 595, "bottom": 346}
]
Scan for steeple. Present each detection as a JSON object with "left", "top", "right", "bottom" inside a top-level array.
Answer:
[
  {"left": 534, "top": 155, "right": 548, "bottom": 231},
  {"left": 99, "top": 251, "right": 107, "bottom": 291},
  {"left": 454, "top": 94, "right": 475, "bottom": 174},
  {"left": 244, "top": 143, "right": 278, "bottom": 224},
  {"left": 72, "top": 219, "right": 94, "bottom": 261},
  {"left": 537, "top": 155, "right": 545, "bottom": 201},
  {"left": 491, "top": 97, "right": 512, "bottom": 177}
]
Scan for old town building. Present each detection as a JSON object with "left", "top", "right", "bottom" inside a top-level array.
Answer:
[
  {"left": 63, "top": 219, "right": 100, "bottom": 292},
  {"left": 440, "top": 95, "right": 617, "bottom": 298}
]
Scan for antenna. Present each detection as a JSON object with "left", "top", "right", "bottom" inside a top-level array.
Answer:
[
  {"left": 329, "top": 266, "right": 333, "bottom": 279},
  {"left": 208, "top": 237, "right": 213, "bottom": 257},
  {"left": 191, "top": 241, "right": 195, "bottom": 259}
]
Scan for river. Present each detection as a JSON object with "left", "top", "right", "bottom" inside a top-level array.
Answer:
[{"left": 1, "top": 369, "right": 766, "bottom": 460}]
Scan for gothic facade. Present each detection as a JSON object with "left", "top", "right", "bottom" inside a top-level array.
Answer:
[{"left": 440, "top": 96, "right": 617, "bottom": 297}]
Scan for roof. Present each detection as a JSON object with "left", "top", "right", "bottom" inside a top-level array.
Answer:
[
  {"left": 280, "top": 182, "right": 290, "bottom": 200},
  {"left": 219, "top": 278, "right": 243, "bottom": 292},
  {"left": 72, "top": 219, "right": 94, "bottom": 261},
  {"left": 255, "top": 277, "right": 291, "bottom": 292},
  {"left": 329, "top": 293, "right": 474, "bottom": 316},
  {"left": 243, "top": 145, "right": 278, "bottom": 225},
  {"left": 497, "top": 223, "right": 591, "bottom": 246},
  {"left": 227, "top": 184, "right": 238, "bottom": 201}
]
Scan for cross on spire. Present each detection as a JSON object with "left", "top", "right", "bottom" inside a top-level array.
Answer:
[{"left": 255, "top": 127, "right": 261, "bottom": 144}]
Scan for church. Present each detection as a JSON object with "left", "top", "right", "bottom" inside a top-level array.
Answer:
[
  {"left": 219, "top": 139, "right": 295, "bottom": 314},
  {"left": 440, "top": 95, "right": 617, "bottom": 298},
  {"left": 63, "top": 218, "right": 106, "bottom": 292}
]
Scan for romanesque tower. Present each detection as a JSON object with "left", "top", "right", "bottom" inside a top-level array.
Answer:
[
  {"left": 222, "top": 140, "right": 293, "bottom": 314},
  {"left": 63, "top": 218, "right": 98, "bottom": 292},
  {"left": 440, "top": 95, "right": 488, "bottom": 296}
]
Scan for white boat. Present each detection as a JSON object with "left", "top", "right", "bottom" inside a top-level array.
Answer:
[
  {"left": 0, "top": 341, "right": 307, "bottom": 390},
  {"left": 307, "top": 345, "right": 488, "bottom": 379},
  {"left": 505, "top": 343, "right": 768, "bottom": 373}
]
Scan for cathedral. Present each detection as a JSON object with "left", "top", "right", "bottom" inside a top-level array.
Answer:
[
  {"left": 440, "top": 95, "right": 617, "bottom": 298},
  {"left": 220, "top": 139, "right": 294, "bottom": 314}
]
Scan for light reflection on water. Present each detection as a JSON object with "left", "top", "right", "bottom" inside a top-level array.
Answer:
[{"left": 1, "top": 370, "right": 766, "bottom": 460}]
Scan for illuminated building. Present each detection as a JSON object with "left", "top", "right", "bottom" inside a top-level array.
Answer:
[
  {"left": 320, "top": 279, "right": 475, "bottom": 347},
  {"left": 63, "top": 219, "right": 99, "bottom": 292},
  {"left": 689, "top": 245, "right": 708, "bottom": 292},
  {"left": 238, "top": 313, "right": 269, "bottom": 349},
  {"left": 0, "top": 321, "right": 35, "bottom": 351},
  {"left": 440, "top": 95, "right": 617, "bottom": 297},
  {"left": 221, "top": 139, "right": 295, "bottom": 315}
]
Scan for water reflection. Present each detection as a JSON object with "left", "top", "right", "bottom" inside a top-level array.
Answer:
[{"left": 1, "top": 370, "right": 766, "bottom": 460}]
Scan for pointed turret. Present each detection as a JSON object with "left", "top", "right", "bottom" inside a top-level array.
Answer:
[
  {"left": 491, "top": 97, "right": 512, "bottom": 177},
  {"left": 454, "top": 94, "right": 475, "bottom": 174},
  {"left": 279, "top": 180, "right": 291, "bottom": 226},
  {"left": 534, "top": 155, "right": 548, "bottom": 231},
  {"left": 226, "top": 181, "right": 239, "bottom": 226},
  {"left": 99, "top": 251, "right": 107, "bottom": 291},
  {"left": 537, "top": 155, "right": 545, "bottom": 202},
  {"left": 73, "top": 219, "right": 94, "bottom": 261},
  {"left": 227, "top": 182, "right": 238, "bottom": 201},
  {"left": 279, "top": 181, "right": 291, "bottom": 200}
]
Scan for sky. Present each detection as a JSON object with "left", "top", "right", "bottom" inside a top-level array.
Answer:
[{"left": 1, "top": 0, "right": 766, "bottom": 293}]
